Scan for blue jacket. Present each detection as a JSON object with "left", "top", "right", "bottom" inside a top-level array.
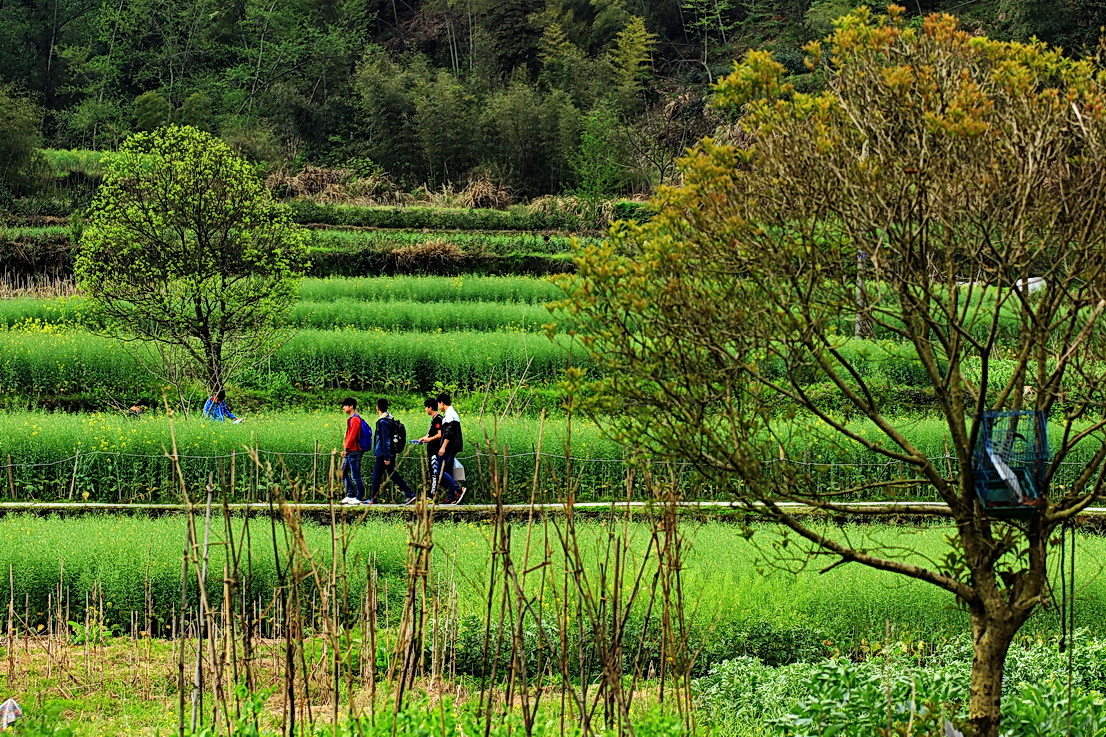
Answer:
[{"left": 203, "top": 396, "right": 237, "bottom": 421}]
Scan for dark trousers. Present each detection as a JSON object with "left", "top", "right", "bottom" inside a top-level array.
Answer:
[
  {"left": 436, "top": 451, "right": 461, "bottom": 501},
  {"left": 341, "top": 452, "right": 365, "bottom": 500},
  {"left": 371, "top": 455, "right": 412, "bottom": 501}
]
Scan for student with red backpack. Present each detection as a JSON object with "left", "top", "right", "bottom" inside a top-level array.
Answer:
[{"left": 340, "top": 397, "right": 372, "bottom": 505}]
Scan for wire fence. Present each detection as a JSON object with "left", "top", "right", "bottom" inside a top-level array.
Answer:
[{"left": 0, "top": 445, "right": 1093, "bottom": 505}]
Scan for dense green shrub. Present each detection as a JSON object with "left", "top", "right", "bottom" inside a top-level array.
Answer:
[
  {"left": 610, "top": 200, "right": 654, "bottom": 223},
  {"left": 306, "top": 248, "right": 575, "bottom": 277},
  {"left": 695, "top": 642, "right": 1106, "bottom": 736}
]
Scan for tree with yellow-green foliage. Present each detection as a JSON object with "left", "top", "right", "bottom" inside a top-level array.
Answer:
[
  {"left": 608, "top": 16, "right": 656, "bottom": 115},
  {"left": 560, "top": 8, "right": 1106, "bottom": 736},
  {"left": 76, "top": 125, "right": 309, "bottom": 405}
]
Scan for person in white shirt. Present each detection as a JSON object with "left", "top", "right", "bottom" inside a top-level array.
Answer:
[{"left": 435, "top": 392, "right": 464, "bottom": 504}]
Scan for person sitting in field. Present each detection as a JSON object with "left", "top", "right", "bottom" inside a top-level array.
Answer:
[{"left": 203, "top": 390, "right": 243, "bottom": 423}]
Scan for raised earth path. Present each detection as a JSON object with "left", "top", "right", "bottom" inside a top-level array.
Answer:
[{"left": 1, "top": 500, "right": 1105, "bottom": 520}]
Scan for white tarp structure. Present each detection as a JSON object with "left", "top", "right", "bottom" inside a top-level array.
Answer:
[{"left": 0, "top": 699, "right": 21, "bottom": 731}]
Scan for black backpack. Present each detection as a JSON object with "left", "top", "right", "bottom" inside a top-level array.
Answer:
[{"left": 389, "top": 415, "right": 407, "bottom": 452}]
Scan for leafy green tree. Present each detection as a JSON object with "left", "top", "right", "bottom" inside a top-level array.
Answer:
[
  {"left": 76, "top": 125, "right": 308, "bottom": 401},
  {"left": 537, "top": 23, "right": 605, "bottom": 108},
  {"left": 177, "top": 92, "right": 215, "bottom": 131},
  {"left": 679, "top": 0, "right": 742, "bottom": 79},
  {"left": 532, "top": 0, "right": 628, "bottom": 54},
  {"left": 0, "top": 86, "right": 45, "bottom": 198},
  {"left": 560, "top": 9, "right": 1106, "bottom": 736},
  {"left": 805, "top": 0, "right": 862, "bottom": 37},
  {"left": 412, "top": 70, "right": 478, "bottom": 185},
  {"left": 133, "top": 0, "right": 224, "bottom": 106},
  {"left": 607, "top": 16, "right": 657, "bottom": 116},
  {"left": 479, "top": 0, "right": 542, "bottom": 75},
  {"left": 56, "top": 0, "right": 146, "bottom": 149},
  {"left": 569, "top": 104, "right": 624, "bottom": 205},
  {"left": 133, "top": 91, "right": 172, "bottom": 131},
  {"left": 480, "top": 81, "right": 580, "bottom": 194},
  {"left": 354, "top": 53, "right": 422, "bottom": 184},
  {"left": 999, "top": 0, "right": 1106, "bottom": 53}
]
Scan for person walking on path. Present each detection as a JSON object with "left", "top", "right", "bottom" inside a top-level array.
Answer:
[
  {"left": 203, "top": 389, "right": 243, "bottom": 423},
  {"left": 371, "top": 397, "right": 414, "bottom": 504},
  {"left": 436, "top": 392, "right": 464, "bottom": 504},
  {"left": 340, "top": 397, "right": 370, "bottom": 505},
  {"left": 414, "top": 397, "right": 444, "bottom": 503}
]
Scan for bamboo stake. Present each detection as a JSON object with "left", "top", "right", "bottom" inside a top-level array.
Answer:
[
  {"left": 191, "top": 482, "right": 214, "bottom": 734},
  {"left": 68, "top": 450, "right": 79, "bottom": 500}
]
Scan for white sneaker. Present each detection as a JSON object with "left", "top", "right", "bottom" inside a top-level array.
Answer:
[
  {"left": 233, "top": 418, "right": 243, "bottom": 424},
  {"left": 340, "top": 496, "right": 360, "bottom": 505}
]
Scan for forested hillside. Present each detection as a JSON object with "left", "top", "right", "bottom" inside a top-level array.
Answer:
[{"left": 1, "top": 0, "right": 1104, "bottom": 197}]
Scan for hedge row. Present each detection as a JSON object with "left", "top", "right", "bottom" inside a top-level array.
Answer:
[
  {"left": 0, "top": 228, "right": 580, "bottom": 278},
  {"left": 287, "top": 201, "right": 585, "bottom": 231},
  {"left": 305, "top": 249, "right": 574, "bottom": 277}
]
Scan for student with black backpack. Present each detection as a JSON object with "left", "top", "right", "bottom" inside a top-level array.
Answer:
[
  {"left": 436, "top": 392, "right": 464, "bottom": 504},
  {"left": 370, "top": 397, "right": 413, "bottom": 504},
  {"left": 339, "top": 397, "right": 372, "bottom": 505}
]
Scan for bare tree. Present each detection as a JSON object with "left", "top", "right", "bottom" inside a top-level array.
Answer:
[{"left": 559, "top": 8, "right": 1106, "bottom": 736}]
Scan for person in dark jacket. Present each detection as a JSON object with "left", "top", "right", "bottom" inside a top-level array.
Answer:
[
  {"left": 414, "top": 397, "right": 444, "bottom": 503},
  {"left": 370, "top": 397, "right": 413, "bottom": 504},
  {"left": 436, "top": 392, "right": 464, "bottom": 504}
]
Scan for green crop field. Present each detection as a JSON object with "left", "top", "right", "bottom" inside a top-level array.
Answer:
[
  {"left": 298, "top": 275, "right": 565, "bottom": 303},
  {"left": 0, "top": 296, "right": 563, "bottom": 332},
  {"left": 0, "top": 410, "right": 627, "bottom": 502},
  {"left": 3, "top": 251, "right": 1105, "bottom": 737},
  {"left": 4, "top": 515, "right": 1102, "bottom": 647},
  {"left": 0, "top": 325, "right": 582, "bottom": 398},
  {"left": 306, "top": 227, "right": 592, "bottom": 255},
  {"left": 2, "top": 407, "right": 1102, "bottom": 504}
]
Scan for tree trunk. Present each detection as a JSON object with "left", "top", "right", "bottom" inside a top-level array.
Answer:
[{"left": 969, "top": 610, "right": 1017, "bottom": 737}]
